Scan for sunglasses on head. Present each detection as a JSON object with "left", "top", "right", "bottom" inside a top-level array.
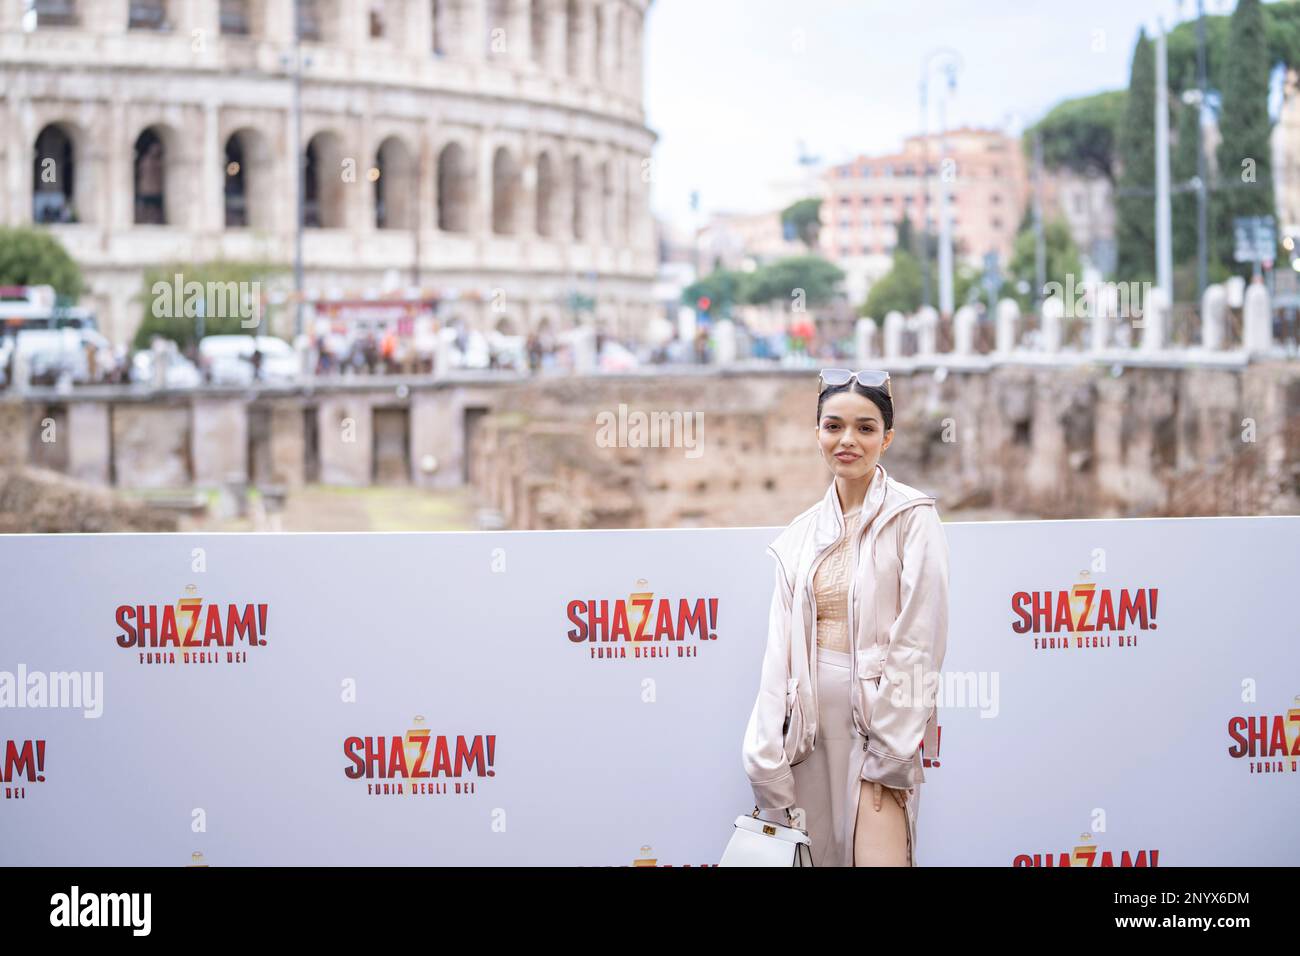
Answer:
[{"left": 817, "top": 368, "right": 892, "bottom": 398}]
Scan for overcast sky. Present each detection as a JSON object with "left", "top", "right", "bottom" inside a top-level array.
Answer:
[{"left": 644, "top": 0, "right": 1248, "bottom": 229}]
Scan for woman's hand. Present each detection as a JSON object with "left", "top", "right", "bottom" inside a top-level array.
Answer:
[{"left": 871, "top": 781, "right": 909, "bottom": 811}]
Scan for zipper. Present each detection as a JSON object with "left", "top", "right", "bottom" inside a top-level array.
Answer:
[
  {"left": 802, "top": 527, "right": 841, "bottom": 753},
  {"left": 850, "top": 494, "right": 936, "bottom": 744}
]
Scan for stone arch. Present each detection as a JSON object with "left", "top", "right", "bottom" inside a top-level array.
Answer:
[
  {"left": 436, "top": 141, "right": 471, "bottom": 232},
  {"left": 374, "top": 135, "right": 416, "bottom": 230},
  {"left": 219, "top": 0, "right": 265, "bottom": 36},
  {"left": 296, "top": 0, "right": 341, "bottom": 42},
  {"left": 128, "top": 0, "right": 170, "bottom": 31},
  {"left": 492, "top": 146, "right": 521, "bottom": 236},
  {"left": 132, "top": 124, "right": 182, "bottom": 226},
  {"left": 31, "top": 0, "right": 82, "bottom": 27},
  {"left": 303, "top": 130, "right": 346, "bottom": 228},
  {"left": 32, "top": 122, "right": 80, "bottom": 224},
  {"left": 535, "top": 151, "right": 557, "bottom": 238},
  {"left": 223, "top": 127, "right": 273, "bottom": 229}
]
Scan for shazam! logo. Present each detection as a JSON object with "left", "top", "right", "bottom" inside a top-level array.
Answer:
[
  {"left": 2, "top": 739, "right": 46, "bottom": 801},
  {"left": 1013, "top": 832, "right": 1160, "bottom": 867},
  {"left": 1226, "top": 695, "right": 1300, "bottom": 774},
  {"left": 113, "top": 586, "right": 269, "bottom": 665},
  {"left": 1010, "top": 580, "right": 1160, "bottom": 651},
  {"left": 343, "top": 716, "right": 497, "bottom": 797},
  {"left": 566, "top": 578, "right": 721, "bottom": 661}
]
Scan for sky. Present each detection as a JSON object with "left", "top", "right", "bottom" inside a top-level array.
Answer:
[{"left": 643, "top": 0, "right": 1248, "bottom": 230}]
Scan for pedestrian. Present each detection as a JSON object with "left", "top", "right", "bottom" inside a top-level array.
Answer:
[{"left": 741, "top": 369, "right": 949, "bottom": 867}]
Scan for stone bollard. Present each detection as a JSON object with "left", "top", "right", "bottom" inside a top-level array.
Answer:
[
  {"left": 884, "top": 311, "right": 906, "bottom": 358},
  {"left": 713, "top": 319, "right": 737, "bottom": 365},
  {"left": 1200, "top": 283, "right": 1227, "bottom": 351},
  {"left": 953, "top": 304, "right": 978, "bottom": 356},
  {"left": 1041, "top": 295, "right": 1063, "bottom": 352},
  {"left": 915, "top": 305, "right": 938, "bottom": 356},
  {"left": 995, "top": 298, "right": 1019, "bottom": 353},
  {"left": 1090, "top": 283, "right": 1117, "bottom": 352},
  {"left": 1140, "top": 287, "right": 1169, "bottom": 352},
  {"left": 1242, "top": 278, "right": 1273, "bottom": 353},
  {"left": 855, "top": 317, "right": 878, "bottom": 364}
]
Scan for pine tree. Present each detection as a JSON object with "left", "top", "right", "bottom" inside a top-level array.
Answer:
[
  {"left": 1213, "top": 0, "right": 1275, "bottom": 272},
  {"left": 1117, "top": 29, "right": 1157, "bottom": 283}
]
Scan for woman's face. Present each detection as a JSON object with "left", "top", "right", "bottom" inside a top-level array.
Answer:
[{"left": 816, "top": 389, "right": 893, "bottom": 480}]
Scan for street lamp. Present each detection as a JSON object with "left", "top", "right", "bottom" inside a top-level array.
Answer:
[{"left": 920, "top": 48, "right": 963, "bottom": 316}]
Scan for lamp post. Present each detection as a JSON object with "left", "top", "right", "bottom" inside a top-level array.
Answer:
[{"left": 920, "top": 48, "right": 962, "bottom": 316}]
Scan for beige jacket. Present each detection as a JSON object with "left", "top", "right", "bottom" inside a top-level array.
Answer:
[{"left": 742, "top": 462, "right": 949, "bottom": 811}]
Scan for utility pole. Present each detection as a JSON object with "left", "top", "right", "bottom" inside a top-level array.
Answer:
[
  {"left": 936, "top": 61, "right": 959, "bottom": 317},
  {"left": 291, "top": 12, "right": 305, "bottom": 339},
  {"left": 1155, "top": 25, "right": 1174, "bottom": 306},
  {"left": 919, "top": 74, "right": 932, "bottom": 308},
  {"left": 919, "top": 48, "right": 961, "bottom": 310},
  {"left": 1195, "top": 0, "right": 1209, "bottom": 300},
  {"left": 1033, "top": 131, "right": 1046, "bottom": 311}
]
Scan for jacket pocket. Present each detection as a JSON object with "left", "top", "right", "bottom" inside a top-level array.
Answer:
[
  {"left": 782, "top": 677, "right": 807, "bottom": 765},
  {"left": 852, "top": 654, "right": 884, "bottom": 739}
]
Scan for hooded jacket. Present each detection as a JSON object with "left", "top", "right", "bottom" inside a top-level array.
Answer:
[{"left": 741, "top": 462, "right": 949, "bottom": 813}]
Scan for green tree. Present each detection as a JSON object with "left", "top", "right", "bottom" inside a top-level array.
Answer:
[
  {"left": 862, "top": 250, "right": 922, "bottom": 318},
  {"left": 1026, "top": 90, "right": 1127, "bottom": 183},
  {"left": 1213, "top": 0, "right": 1275, "bottom": 274},
  {"left": 1005, "top": 218, "right": 1083, "bottom": 312},
  {"left": 0, "top": 227, "right": 83, "bottom": 299},
  {"left": 1116, "top": 29, "right": 1157, "bottom": 284},
  {"left": 742, "top": 256, "right": 844, "bottom": 306},
  {"left": 682, "top": 268, "right": 748, "bottom": 316},
  {"left": 780, "top": 198, "right": 822, "bottom": 249},
  {"left": 133, "top": 259, "right": 289, "bottom": 351}
]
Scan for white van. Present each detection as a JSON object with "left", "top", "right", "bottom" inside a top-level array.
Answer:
[{"left": 199, "top": 335, "right": 299, "bottom": 385}]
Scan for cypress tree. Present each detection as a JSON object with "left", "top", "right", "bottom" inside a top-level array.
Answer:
[
  {"left": 1117, "top": 30, "right": 1157, "bottom": 283},
  {"left": 1213, "top": 0, "right": 1275, "bottom": 271}
]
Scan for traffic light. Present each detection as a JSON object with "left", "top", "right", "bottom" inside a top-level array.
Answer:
[{"left": 697, "top": 296, "right": 711, "bottom": 313}]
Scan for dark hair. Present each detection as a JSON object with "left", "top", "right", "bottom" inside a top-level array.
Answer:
[{"left": 817, "top": 382, "right": 894, "bottom": 432}]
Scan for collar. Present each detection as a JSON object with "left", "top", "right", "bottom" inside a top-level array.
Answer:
[{"left": 812, "top": 462, "right": 889, "bottom": 553}]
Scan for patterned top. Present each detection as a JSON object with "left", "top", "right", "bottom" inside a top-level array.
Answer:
[{"left": 813, "top": 505, "right": 865, "bottom": 653}]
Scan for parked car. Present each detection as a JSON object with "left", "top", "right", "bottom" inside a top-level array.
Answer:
[{"left": 199, "top": 334, "right": 299, "bottom": 385}]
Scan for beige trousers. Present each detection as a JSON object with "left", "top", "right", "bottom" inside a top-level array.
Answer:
[{"left": 792, "top": 646, "right": 915, "bottom": 867}]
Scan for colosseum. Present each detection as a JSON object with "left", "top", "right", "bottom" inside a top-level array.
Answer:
[{"left": 0, "top": 0, "right": 657, "bottom": 345}]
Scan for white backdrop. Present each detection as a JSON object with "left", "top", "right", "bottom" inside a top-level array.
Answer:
[{"left": 1, "top": 516, "right": 1297, "bottom": 866}]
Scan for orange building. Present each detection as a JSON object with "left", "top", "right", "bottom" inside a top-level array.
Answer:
[{"left": 820, "top": 128, "right": 1030, "bottom": 282}]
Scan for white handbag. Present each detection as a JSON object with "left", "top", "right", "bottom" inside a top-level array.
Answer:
[{"left": 719, "top": 806, "right": 814, "bottom": 866}]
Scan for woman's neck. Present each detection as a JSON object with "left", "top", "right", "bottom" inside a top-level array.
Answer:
[{"left": 835, "top": 465, "right": 876, "bottom": 515}]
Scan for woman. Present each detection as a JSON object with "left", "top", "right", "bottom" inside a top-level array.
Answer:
[{"left": 741, "top": 369, "right": 949, "bottom": 867}]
